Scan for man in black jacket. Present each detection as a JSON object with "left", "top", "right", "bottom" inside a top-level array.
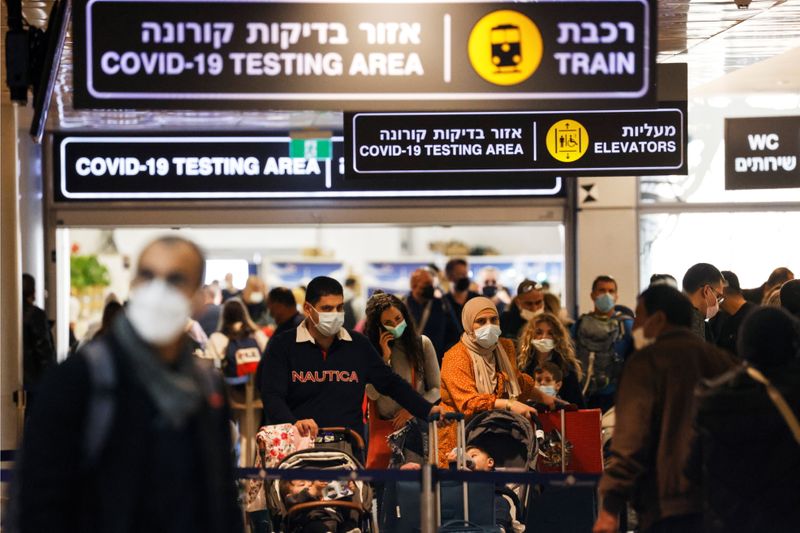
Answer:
[
  {"left": 682, "top": 263, "right": 725, "bottom": 343},
  {"left": 21, "top": 274, "right": 56, "bottom": 395},
  {"left": 500, "top": 279, "right": 546, "bottom": 347},
  {"left": 688, "top": 306, "right": 800, "bottom": 532},
  {"left": 781, "top": 279, "right": 800, "bottom": 318},
  {"left": 709, "top": 271, "right": 755, "bottom": 356},
  {"left": 405, "top": 268, "right": 460, "bottom": 362},
  {"left": 261, "top": 276, "right": 439, "bottom": 439},
  {"left": 14, "top": 237, "right": 242, "bottom": 533},
  {"left": 267, "top": 286, "right": 304, "bottom": 338}
]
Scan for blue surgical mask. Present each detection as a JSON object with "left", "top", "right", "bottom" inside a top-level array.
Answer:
[
  {"left": 384, "top": 320, "right": 408, "bottom": 339},
  {"left": 537, "top": 385, "right": 557, "bottom": 397},
  {"left": 594, "top": 293, "right": 616, "bottom": 313}
]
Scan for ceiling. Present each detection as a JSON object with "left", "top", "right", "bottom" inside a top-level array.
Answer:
[
  {"left": 28, "top": 0, "right": 800, "bottom": 130},
  {"left": 659, "top": 0, "right": 800, "bottom": 91}
]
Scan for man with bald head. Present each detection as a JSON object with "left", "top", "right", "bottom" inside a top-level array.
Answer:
[
  {"left": 405, "top": 267, "right": 459, "bottom": 363},
  {"left": 14, "top": 236, "right": 242, "bottom": 533}
]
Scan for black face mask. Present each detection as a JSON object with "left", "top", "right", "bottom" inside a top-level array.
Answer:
[
  {"left": 420, "top": 285, "right": 435, "bottom": 300},
  {"left": 482, "top": 285, "right": 498, "bottom": 298},
  {"left": 455, "top": 277, "right": 471, "bottom": 292}
]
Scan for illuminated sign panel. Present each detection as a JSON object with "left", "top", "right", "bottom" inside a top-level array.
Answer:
[
  {"left": 53, "top": 133, "right": 563, "bottom": 201},
  {"left": 346, "top": 106, "right": 686, "bottom": 177},
  {"left": 72, "top": 0, "right": 656, "bottom": 110},
  {"left": 725, "top": 116, "right": 800, "bottom": 190}
]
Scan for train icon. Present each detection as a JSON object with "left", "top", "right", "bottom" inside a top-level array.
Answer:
[{"left": 490, "top": 24, "right": 522, "bottom": 72}]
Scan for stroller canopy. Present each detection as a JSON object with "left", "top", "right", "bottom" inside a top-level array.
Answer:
[{"left": 465, "top": 411, "right": 537, "bottom": 470}]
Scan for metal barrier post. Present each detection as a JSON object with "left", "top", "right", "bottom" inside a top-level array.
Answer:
[
  {"left": 14, "top": 389, "right": 26, "bottom": 437},
  {"left": 420, "top": 463, "right": 436, "bottom": 533}
]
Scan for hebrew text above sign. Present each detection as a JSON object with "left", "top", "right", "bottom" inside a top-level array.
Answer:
[{"left": 73, "top": 0, "right": 656, "bottom": 110}]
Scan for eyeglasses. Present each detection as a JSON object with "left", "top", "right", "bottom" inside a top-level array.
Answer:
[
  {"left": 518, "top": 280, "right": 543, "bottom": 294},
  {"left": 706, "top": 285, "right": 725, "bottom": 304}
]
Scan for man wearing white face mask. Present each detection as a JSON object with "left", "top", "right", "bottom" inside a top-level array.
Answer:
[
  {"left": 500, "top": 279, "right": 546, "bottom": 349},
  {"left": 14, "top": 236, "right": 243, "bottom": 533},
  {"left": 261, "top": 276, "right": 441, "bottom": 445},
  {"left": 681, "top": 263, "right": 726, "bottom": 343},
  {"left": 593, "top": 285, "right": 735, "bottom": 533}
]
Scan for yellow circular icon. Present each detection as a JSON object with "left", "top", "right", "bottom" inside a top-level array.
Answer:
[
  {"left": 468, "top": 10, "right": 543, "bottom": 86},
  {"left": 546, "top": 120, "right": 590, "bottom": 163}
]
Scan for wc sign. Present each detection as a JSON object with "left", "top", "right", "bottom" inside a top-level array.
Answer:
[{"left": 725, "top": 116, "right": 800, "bottom": 190}]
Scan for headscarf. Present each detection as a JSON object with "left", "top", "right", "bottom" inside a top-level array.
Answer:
[{"left": 460, "top": 297, "right": 521, "bottom": 398}]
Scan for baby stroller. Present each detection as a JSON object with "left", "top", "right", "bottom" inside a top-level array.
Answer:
[
  {"left": 465, "top": 410, "right": 537, "bottom": 471},
  {"left": 266, "top": 428, "right": 373, "bottom": 533},
  {"left": 383, "top": 412, "right": 536, "bottom": 532}
]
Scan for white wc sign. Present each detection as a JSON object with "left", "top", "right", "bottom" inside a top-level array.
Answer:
[{"left": 725, "top": 117, "right": 800, "bottom": 190}]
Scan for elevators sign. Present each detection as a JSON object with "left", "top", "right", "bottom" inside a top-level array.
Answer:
[
  {"left": 725, "top": 116, "right": 800, "bottom": 190},
  {"left": 346, "top": 105, "right": 686, "bottom": 177},
  {"left": 72, "top": 0, "right": 656, "bottom": 110}
]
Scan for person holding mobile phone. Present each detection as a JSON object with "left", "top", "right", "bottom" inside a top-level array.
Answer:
[{"left": 363, "top": 292, "right": 441, "bottom": 469}]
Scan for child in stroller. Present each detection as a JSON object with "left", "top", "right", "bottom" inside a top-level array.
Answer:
[
  {"left": 279, "top": 479, "right": 361, "bottom": 533},
  {"left": 457, "top": 444, "right": 526, "bottom": 533},
  {"left": 267, "top": 428, "right": 372, "bottom": 533}
]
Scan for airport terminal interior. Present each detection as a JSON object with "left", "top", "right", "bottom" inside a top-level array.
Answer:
[{"left": 1, "top": 1, "right": 799, "bottom": 532}]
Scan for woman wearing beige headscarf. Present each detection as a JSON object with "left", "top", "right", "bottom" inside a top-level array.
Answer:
[{"left": 437, "top": 297, "right": 555, "bottom": 466}]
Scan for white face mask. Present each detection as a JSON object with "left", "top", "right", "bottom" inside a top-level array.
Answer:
[
  {"left": 520, "top": 307, "right": 544, "bottom": 322},
  {"left": 249, "top": 292, "right": 264, "bottom": 304},
  {"left": 311, "top": 309, "right": 345, "bottom": 337},
  {"left": 632, "top": 326, "right": 655, "bottom": 351},
  {"left": 474, "top": 324, "right": 501, "bottom": 349},
  {"left": 532, "top": 338, "right": 555, "bottom": 353},
  {"left": 127, "top": 279, "right": 191, "bottom": 346},
  {"left": 704, "top": 286, "right": 721, "bottom": 320}
]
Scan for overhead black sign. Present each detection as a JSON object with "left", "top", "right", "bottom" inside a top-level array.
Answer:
[
  {"left": 73, "top": 0, "right": 656, "bottom": 110},
  {"left": 53, "top": 133, "right": 563, "bottom": 201},
  {"left": 725, "top": 116, "right": 800, "bottom": 190},
  {"left": 345, "top": 105, "right": 686, "bottom": 178}
]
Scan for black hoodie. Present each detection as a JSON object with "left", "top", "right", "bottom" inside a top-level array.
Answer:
[{"left": 687, "top": 360, "right": 800, "bottom": 532}]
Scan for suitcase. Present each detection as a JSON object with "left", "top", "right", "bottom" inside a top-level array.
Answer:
[
  {"left": 526, "top": 408, "right": 600, "bottom": 533},
  {"left": 536, "top": 408, "right": 603, "bottom": 474}
]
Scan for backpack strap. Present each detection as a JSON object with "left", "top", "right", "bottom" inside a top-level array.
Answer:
[
  {"left": 746, "top": 367, "right": 800, "bottom": 445},
  {"left": 82, "top": 339, "right": 117, "bottom": 467}
]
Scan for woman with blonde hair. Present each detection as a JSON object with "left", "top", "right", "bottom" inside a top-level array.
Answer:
[
  {"left": 242, "top": 275, "right": 268, "bottom": 324},
  {"left": 518, "top": 312, "right": 585, "bottom": 407},
  {"left": 438, "top": 297, "right": 555, "bottom": 466}
]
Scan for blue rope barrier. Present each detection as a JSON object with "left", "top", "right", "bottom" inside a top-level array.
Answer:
[
  {"left": 2, "top": 448, "right": 600, "bottom": 489},
  {"left": 234, "top": 467, "right": 601, "bottom": 488}
]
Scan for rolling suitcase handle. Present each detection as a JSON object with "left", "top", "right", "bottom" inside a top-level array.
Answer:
[
  {"left": 425, "top": 412, "right": 442, "bottom": 530},
  {"left": 440, "top": 412, "right": 470, "bottom": 525}
]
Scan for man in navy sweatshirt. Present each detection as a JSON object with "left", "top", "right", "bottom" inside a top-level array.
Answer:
[{"left": 261, "top": 276, "right": 439, "bottom": 439}]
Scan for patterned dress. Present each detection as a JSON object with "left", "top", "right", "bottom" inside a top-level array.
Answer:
[{"left": 437, "top": 338, "right": 538, "bottom": 466}]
